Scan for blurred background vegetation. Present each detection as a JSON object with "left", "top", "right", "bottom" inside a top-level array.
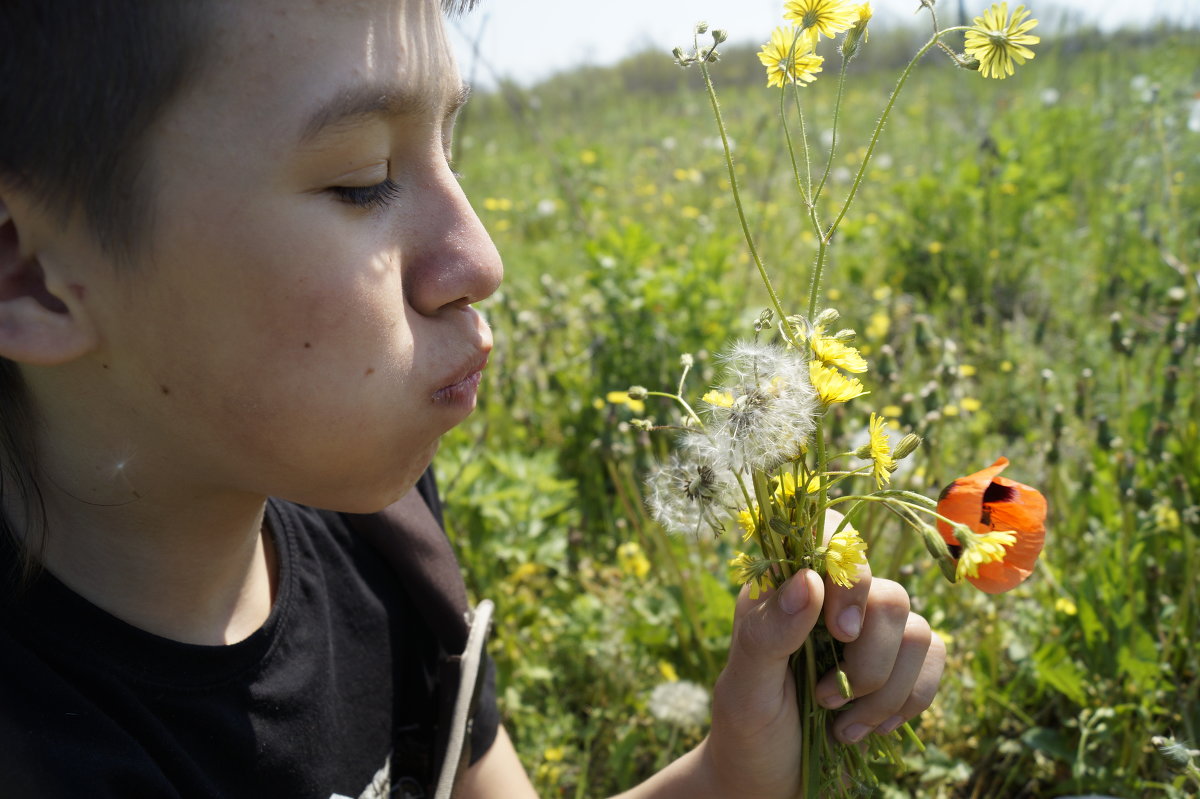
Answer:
[{"left": 440, "top": 16, "right": 1199, "bottom": 798}]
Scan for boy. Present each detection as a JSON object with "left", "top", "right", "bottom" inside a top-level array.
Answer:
[{"left": 0, "top": 1, "right": 945, "bottom": 796}]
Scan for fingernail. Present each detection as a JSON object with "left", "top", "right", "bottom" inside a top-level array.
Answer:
[
  {"left": 843, "top": 723, "right": 871, "bottom": 743},
  {"left": 779, "top": 572, "right": 810, "bottom": 615},
  {"left": 876, "top": 715, "right": 905, "bottom": 735},
  {"left": 838, "top": 605, "right": 862, "bottom": 638},
  {"left": 819, "top": 692, "right": 849, "bottom": 709}
]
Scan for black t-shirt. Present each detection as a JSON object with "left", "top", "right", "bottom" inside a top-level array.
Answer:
[{"left": 0, "top": 481, "right": 498, "bottom": 798}]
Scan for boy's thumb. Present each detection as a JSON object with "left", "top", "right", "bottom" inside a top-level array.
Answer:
[{"left": 720, "top": 570, "right": 825, "bottom": 689}]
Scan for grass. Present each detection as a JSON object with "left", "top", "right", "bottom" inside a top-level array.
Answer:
[{"left": 441, "top": 20, "right": 1199, "bottom": 798}]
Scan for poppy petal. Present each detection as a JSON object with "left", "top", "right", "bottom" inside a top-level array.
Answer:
[{"left": 936, "top": 457, "right": 1048, "bottom": 593}]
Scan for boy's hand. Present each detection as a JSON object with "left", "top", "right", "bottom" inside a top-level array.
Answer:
[{"left": 703, "top": 566, "right": 945, "bottom": 799}]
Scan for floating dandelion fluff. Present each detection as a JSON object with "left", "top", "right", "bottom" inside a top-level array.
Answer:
[
  {"left": 696, "top": 342, "right": 818, "bottom": 472},
  {"left": 648, "top": 680, "right": 710, "bottom": 729}
]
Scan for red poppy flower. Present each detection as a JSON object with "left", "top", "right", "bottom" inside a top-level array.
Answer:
[{"left": 937, "top": 457, "right": 1047, "bottom": 593}]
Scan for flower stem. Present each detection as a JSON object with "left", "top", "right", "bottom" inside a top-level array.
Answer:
[{"left": 697, "top": 54, "right": 794, "bottom": 344}]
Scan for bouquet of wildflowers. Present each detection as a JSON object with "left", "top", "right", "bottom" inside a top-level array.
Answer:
[{"left": 633, "top": 1, "right": 1049, "bottom": 794}]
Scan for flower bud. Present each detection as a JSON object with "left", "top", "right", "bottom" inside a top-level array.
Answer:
[
  {"left": 1151, "top": 735, "right": 1197, "bottom": 772},
  {"left": 711, "top": 28, "right": 728, "bottom": 44},
  {"left": 815, "top": 308, "right": 841, "bottom": 329},
  {"left": 958, "top": 53, "right": 981, "bottom": 71},
  {"left": 834, "top": 328, "right": 856, "bottom": 343},
  {"left": 679, "top": 353, "right": 694, "bottom": 368},
  {"left": 836, "top": 668, "right": 854, "bottom": 699},
  {"left": 627, "top": 385, "right": 648, "bottom": 400},
  {"left": 694, "top": 21, "right": 709, "bottom": 34},
  {"left": 920, "top": 524, "right": 957, "bottom": 583},
  {"left": 892, "top": 433, "right": 922, "bottom": 461}
]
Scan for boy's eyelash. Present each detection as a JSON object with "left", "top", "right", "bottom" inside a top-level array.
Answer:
[{"left": 330, "top": 178, "right": 402, "bottom": 210}]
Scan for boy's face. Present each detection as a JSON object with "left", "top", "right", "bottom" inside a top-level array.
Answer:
[{"left": 54, "top": 0, "right": 502, "bottom": 511}]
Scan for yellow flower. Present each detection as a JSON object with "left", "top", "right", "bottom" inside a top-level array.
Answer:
[
  {"left": 961, "top": 397, "right": 982, "bottom": 412},
  {"left": 773, "top": 472, "right": 820, "bottom": 505},
  {"left": 617, "top": 541, "right": 651, "bottom": 579},
  {"left": 1055, "top": 597, "right": 1078, "bottom": 616},
  {"left": 823, "top": 527, "right": 869, "bottom": 588},
  {"left": 736, "top": 507, "right": 758, "bottom": 541},
  {"left": 955, "top": 529, "right": 1016, "bottom": 581},
  {"left": 758, "top": 26, "right": 824, "bottom": 89},
  {"left": 606, "top": 390, "right": 645, "bottom": 414},
  {"left": 729, "top": 552, "right": 771, "bottom": 599},
  {"left": 862, "top": 413, "right": 895, "bottom": 488},
  {"left": 959, "top": 364, "right": 978, "bottom": 377},
  {"left": 784, "top": 0, "right": 857, "bottom": 39},
  {"left": 810, "top": 361, "right": 868, "bottom": 404},
  {"left": 964, "top": 3, "right": 1040, "bottom": 80},
  {"left": 658, "top": 660, "right": 680, "bottom": 682},
  {"left": 580, "top": 148, "right": 598, "bottom": 164},
  {"left": 544, "top": 746, "right": 565, "bottom": 762},
  {"left": 811, "top": 336, "right": 868, "bottom": 373},
  {"left": 702, "top": 390, "right": 735, "bottom": 408}
]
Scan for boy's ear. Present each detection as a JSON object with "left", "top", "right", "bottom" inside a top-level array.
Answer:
[{"left": 0, "top": 195, "right": 99, "bottom": 365}]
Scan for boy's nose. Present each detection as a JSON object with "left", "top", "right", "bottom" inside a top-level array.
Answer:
[{"left": 403, "top": 168, "right": 503, "bottom": 317}]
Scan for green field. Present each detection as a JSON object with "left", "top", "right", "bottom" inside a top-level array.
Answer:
[{"left": 440, "top": 17, "right": 1199, "bottom": 798}]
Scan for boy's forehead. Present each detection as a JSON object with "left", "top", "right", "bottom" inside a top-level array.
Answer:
[{"left": 195, "top": 0, "right": 459, "bottom": 136}]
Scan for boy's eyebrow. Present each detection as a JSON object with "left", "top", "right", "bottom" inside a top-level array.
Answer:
[{"left": 298, "top": 82, "right": 472, "bottom": 144}]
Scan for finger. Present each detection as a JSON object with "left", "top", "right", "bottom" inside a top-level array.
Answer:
[
  {"left": 820, "top": 513, "right": 872, "bottom": 642},
  {"left": 717, "top": 571, "right": 826, "bottom": 713},
  {"left": 815, "top": 578, "right": 909, "bottom": 709},
  {"left": 829, "top": 613, "right": 933, "bottom": 744}
]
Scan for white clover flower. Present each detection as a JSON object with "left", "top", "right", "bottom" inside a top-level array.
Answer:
[
  {"left": 695, "top": 342, "right": 818, "bottom": 473},
  {"left": 648, "top": 680, "right": 710, "bottom": 729},
  {"left": 645, "top": 441, "right": 733, "bottom": 537}
]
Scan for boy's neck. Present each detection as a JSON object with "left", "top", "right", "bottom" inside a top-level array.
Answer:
[{"left": 27, "top": 485, "right": 279, "bottom": 647}]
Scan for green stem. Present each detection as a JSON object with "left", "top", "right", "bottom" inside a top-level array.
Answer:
[
  {"left": 644, "top": 390, "right": 704, "bottom": 428},
  {"left": 812, "top": 57, "right": 850, "bottom": 206},
  {"left": 697, "top": 54, "right": 793, "bottom": 341}
]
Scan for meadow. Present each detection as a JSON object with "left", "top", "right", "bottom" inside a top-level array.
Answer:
[{"left": 441, "top": 16, "right": 1199, "bottom": 797}]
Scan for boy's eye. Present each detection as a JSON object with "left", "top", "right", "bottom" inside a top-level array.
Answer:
[{"left": 329, "top": 178, "right": 402, "bottom": 210}]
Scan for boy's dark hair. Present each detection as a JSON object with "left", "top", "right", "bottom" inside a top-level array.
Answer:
[{"left": 0, "top": 0, "right": 479, "bottom": 573}]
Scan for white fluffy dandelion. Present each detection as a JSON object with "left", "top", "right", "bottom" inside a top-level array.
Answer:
[
  {"left": 645, "top": 441, "right": 733, "bottom": 537},
  {"left": 648, "top": 680, "right": 710, "bottom": 729},
  {"left": 697, "top": 342, "right": 818, "bottom": 473}
]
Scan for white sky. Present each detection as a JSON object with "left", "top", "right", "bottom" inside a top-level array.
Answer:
[{"left": 449, "top": 0, "right": 1197, "bottom": 88}]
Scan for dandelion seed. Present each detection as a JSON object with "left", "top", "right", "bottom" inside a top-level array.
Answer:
[
  {"left": 648, "top": 680, "right": 710, "bottom": 729},
  {"left": 822, "top": 527, "right": 869, "bottom": 588},
  {"left": 783, "top": 0, "right": 857, "bottom": 40},
  {"left": 809, "top": 361, "right": 868, "bottom": 405},
  {"left": 758, "top": 26, "right": 824, "bottom": 89},
  {"left": 963, "top": 3, "right": 1040, "bottom": 80},
  {"left": 698, "top": 343, "right": 818, "bottom": 472}
]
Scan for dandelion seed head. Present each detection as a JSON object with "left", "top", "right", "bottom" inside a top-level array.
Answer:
[
  {"left": 645, "top": 441, "right": 732, "bottom": 537},
  {"left": 702, "top": 343, "right": 817, "bottom": 472},
  {"left": 648, "top": 680, "right": 710, "bottom": 729}
]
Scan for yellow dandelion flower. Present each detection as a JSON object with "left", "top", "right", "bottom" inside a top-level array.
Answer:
[
  {"left": 812, "top": 336, "right": 868, "bottom": 373},
  {"left": 758, "top": 26, "right": 824, "bottom": 89},
  {"left": 862, "top": 412, "right": 895, "bottom": 488},
  {"left": 701, "top": 389, "right": 735, "bottom": 408},
  {"left": 658, "top": 660, "right": 680, "bottom": 682},
  {"left": 959, "top": 364, "right": 978, "bottom": 377},
  {"left": 823, "top": 527, "right": 869, "bottom": 588},
  {"left": 772, "top": 472, "right": 821, "bottom": 505},
  {"left": 961, "top": 397, "right": 982, "bottom": 412},
  {"left": 955, "top": 529, "right": 1016, "bottom": 581},
  {"left": 1055, "top": 597, "right": 1078, "bottom": 616},
  {"left": 729, "top": 552, "right": 771, "bottom": 599},
  {"left": 882, "top": 404, "right": 903, "bottom": 418},
  {"left": 580, "top": 149, "right": 598, "bottom": 164},
  {"left": 617, "top": 541, "right": 651, "bottom": 579},
  {"left": 736, "top": 507, "right": 758, "bottom": 541},
  {"left": 784, "top": 0, "right": 857, "bottom": 39},
  {"left": 810, "top": 361, "right": 869, "bottom": 404},
  {"left": 964, "top": 3, "right": 1040, "bottom": 80}
]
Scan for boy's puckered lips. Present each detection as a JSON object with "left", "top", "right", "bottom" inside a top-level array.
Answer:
[{"left": 432, "top": 348, "right": 490, "bottom": 405}]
